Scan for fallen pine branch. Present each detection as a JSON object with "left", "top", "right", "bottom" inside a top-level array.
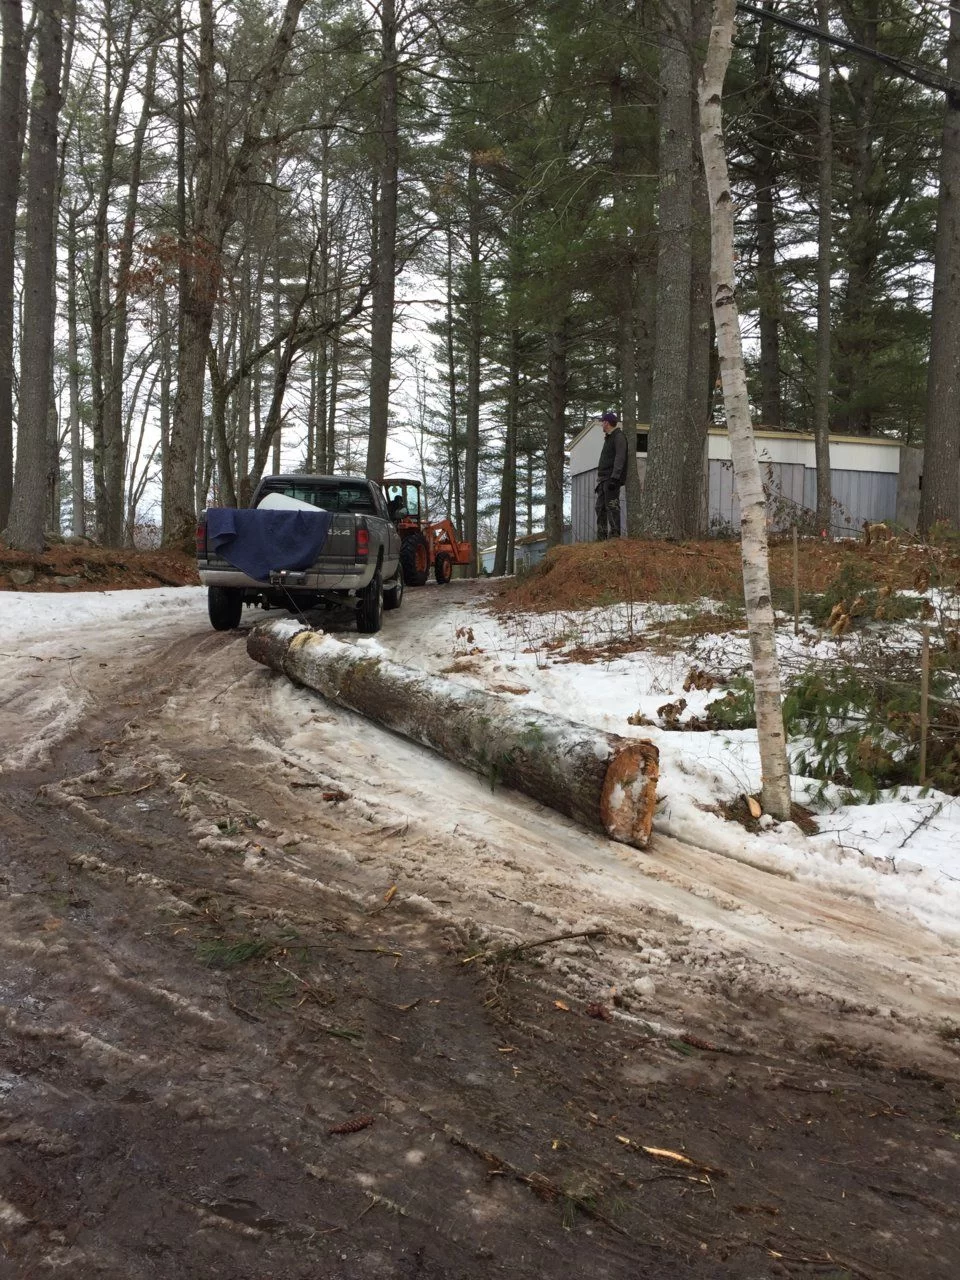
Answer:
[
  {"left": 461, "top": 929, "right": 608, "bottom": 966},
  {"left": 446, "top": 1128, "right": 630, "bottom": 1237}
]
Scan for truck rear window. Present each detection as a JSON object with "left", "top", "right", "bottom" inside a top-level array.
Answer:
[{"left": 256, "top": 482, "right": 377, "bottom": 514}]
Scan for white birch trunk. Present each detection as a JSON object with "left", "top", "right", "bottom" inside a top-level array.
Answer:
[{"left": 698, "top": 0, "right": 792, "bottom": 820}]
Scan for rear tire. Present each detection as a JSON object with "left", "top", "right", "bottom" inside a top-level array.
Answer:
[
  {"left": 434, "top": 553, "right": 453, "bottom": 585},
  {"left": 384, "top": 564, "right": 404, "bottom": 610},
  {"left": 400, "top": 533, "right": 429, "bottom": 587},
  {"left": 356, "top": 568, "right": 384, "bottom": 633},
  {"left": 208, "top": 586, "right": 243, "bottom": 631}
]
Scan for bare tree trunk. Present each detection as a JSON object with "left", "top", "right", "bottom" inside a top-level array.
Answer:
[
  {"left": 247, "top": 336, "right": 300, "bottom": 491},
  {"left": 124, "top": 366, "right": 159, "bottom": 542},
  {"left": 163, "top": 0, "right": 306, "bottom": 544},
  {"left": 313, "top": 131, "right": 330, "bottom": 472},
  {"left": 611, "top": 73, "right": 641, "bottom": 536},
  {"left": 921, "top": 1, "right": 960, "bottom": 533},
  {"left": 103, "top": 44, "right": 156, "bottom": 544},
  {"left": 814, "top": 0, "right": 833, "bottom": 537},
  {"left": 327, "top": 283, "right": 339, "bottom": 471},
  {"left": 463, "top": 153, "right": 482, "bottom": 574},
  {"left": 271, "top": 235, "right": 282, "bottom": 476},
  {"left": 158, "top": 285, "right": 172, "bottom": 499},
  {"left": 66, "top": 202, "right": 84, "bottom": 535},
  {"left": 545, "top": 316, "right": 570, "bottom": 548},
  {"left": 306, "top": 351, "right": 317, "bottom": 471},
  {"left": 46, "top": 378, "right": 59, "bottom": 532},
  {"left": 365, "top": 0, "right": 398, "bottom": 482},
  {"left": 88, "top": 0, "right": 128, "bottom": 543},
  {"left": 164, "top": 0, "right": 214, "bottom": 543},
  {"left": 7, "top": 0, "right": 61, "bottom": 552},
  {"left": 619, "top": 304, "right": 640, "bottom": 535},
  {"left": 525, "top": 448, "right": 533, "bottom": 537},
  {"left": 699, "top": 0, "right": 791, "bottom": 821},
  {"left": 494, "top": 324, "right": 519, "bottom": 576},
  {"left": 0, "top": 0, "right": 26, "bottom": 530},
  {"left": 444, "top": 224, "right": 461, "bottom": 532},
  {"left": 834, "top": 1, "right": 878, "bottom": 437},
  {"left": 752, "top": 0, "right": 781, "bottom": 428},
  {"left": 208, "top": 347, "right": 235, "bottom": 508},
  {"left": 640, "top": 0, "right": 694, "bottom": 540},
  {"left": 683, "top": 4, "right": 713, "bottom": 537}
]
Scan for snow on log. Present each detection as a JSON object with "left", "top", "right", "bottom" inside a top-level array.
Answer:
[{"left": 247, "top": 619, "right": 659, "bottom": 850}]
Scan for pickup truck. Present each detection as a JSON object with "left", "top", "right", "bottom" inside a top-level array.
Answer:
[{"left": 196, "top": 474, "right": 403, "bottom": 634}]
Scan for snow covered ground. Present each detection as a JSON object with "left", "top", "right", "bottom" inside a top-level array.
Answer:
[
  {"left": 0, "top": 587, "right": 204, "bottom": 771},
  {"left": 362, "top": 587, "right": 960, "bottom": 943},
  {"left": 2, "top": 580, "right": 958, "bottom": 959}
]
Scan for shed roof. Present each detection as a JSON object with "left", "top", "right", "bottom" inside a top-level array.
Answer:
[{"left": 567, "top": 422, "right": 904, "bottom": 452}]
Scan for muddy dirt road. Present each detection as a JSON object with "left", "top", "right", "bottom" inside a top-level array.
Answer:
[{"left": 1, "top": 584, "right": 959, "bottom": 1278}]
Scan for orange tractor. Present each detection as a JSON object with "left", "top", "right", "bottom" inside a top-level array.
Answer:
[{"left": 383, "top": 478, "right": 472, "bottom": 586}]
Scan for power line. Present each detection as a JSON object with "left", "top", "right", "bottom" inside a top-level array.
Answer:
[{"left": 736, "top": 1, "right": 960, "bottom": 98}]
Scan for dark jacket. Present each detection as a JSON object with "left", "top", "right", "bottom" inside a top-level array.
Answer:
[{"left": 597, "top": 426, "right": 627, "bottom": 488}]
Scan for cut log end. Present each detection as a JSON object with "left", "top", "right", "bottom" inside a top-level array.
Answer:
[{"left": 600, "top": 740, "right": 659, "bottom": 850}]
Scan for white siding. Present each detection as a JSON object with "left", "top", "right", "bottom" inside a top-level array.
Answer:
[{"left": 569, "top": 426, "right": 906, "bottom": 543}]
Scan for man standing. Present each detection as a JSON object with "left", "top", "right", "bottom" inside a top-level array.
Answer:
[{"left": 595, "top": 410, "right": 627, "bottom": 540}]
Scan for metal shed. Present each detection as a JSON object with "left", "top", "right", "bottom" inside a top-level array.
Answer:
[{"left": 568, "top": 423, "right": 918, "bottom": 542}]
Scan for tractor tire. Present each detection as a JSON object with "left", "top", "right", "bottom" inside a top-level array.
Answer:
[
  {"left": 208, "top": 586, "right": 243, "bottom": 631},
  {"left": 400, "top": 533, "right": 430, "bottom": 587},
  {"left": 356, "top": 568, "right": 384, "bottom": 634},
  {"left": 434, "top": 553, "right": 453, "bottom": 585},
  {"left": 384, "top": 564, "right": 404, "bottom": 610}
]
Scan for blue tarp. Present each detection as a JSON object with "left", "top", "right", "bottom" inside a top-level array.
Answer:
[{"left": 205, "top": 507, "right": 335, "bottom": 582}]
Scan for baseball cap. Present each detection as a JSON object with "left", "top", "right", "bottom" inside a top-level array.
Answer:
[{"left": 600, "top": 411, "right": 619, "bottom": 426}]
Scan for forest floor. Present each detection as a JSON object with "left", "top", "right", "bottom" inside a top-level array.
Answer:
[
  {"left": 1, "top": 558, "right": 959, "bottom": 1278},
  {"left": 494, "top": 533, "right": 960, "bottom": 614},
  {"left": 3, "top": 529, "right": 956, "bottom": 603},
  {"left": 0, "top": 539, "right": 198, "bottom": 592}
]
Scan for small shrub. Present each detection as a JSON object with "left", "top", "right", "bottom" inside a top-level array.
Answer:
[
  {"left": 703, "top": 676, "right": 756, "bottom": 730},
  {"left": 703, "top": 653, "right": 960, "bottom": 797},
  {"left": 803, "top": 562, "right": 922, "bottom": 628},
  {"left": 785, "top": 660, "right": 960, "bottom": 796}
]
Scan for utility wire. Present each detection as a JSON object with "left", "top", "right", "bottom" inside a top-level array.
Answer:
[{"left": 736, "top": 1, "right": 960, "bottom": 98}]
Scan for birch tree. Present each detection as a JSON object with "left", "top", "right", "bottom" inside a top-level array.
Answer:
[{"left": 699, "top": 0, "right": 792, "bottom": 821}]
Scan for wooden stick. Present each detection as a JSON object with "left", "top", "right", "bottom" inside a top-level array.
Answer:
[
  {"left": 792, "top": 525, "right": 800, "bottom": 636},
  {"left": 919, "top": 625, "right": 930, "bottom": 784}
]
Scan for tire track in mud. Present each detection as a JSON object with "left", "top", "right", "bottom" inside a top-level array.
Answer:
[
  {"left": 2, "top": 599, "right": 960, "bottom": 1278},
  {"left": 134, "top": 613, "right": 960, "bottom": 1066},
  {"left": 8, "top": 602, "right": 960, "bottom": 1055}
]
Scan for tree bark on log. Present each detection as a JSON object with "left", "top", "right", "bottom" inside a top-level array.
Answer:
[{"left": 247, "top": 620, "right": 659, "bottom": 850}]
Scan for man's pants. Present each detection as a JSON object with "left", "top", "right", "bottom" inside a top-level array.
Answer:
[{"left": 595, "top": 483, "right": 622, "bottom": 540}]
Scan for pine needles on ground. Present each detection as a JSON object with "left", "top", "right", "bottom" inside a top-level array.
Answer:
[{"left": 196, "top": 937, "right": 274, "bottom": 969}]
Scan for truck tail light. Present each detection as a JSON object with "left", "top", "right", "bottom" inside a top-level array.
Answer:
[
  {"left": 356, "top": 525, "right": 369, "bottom": 559},
  {"left": 195, "top": 519, "right": 207, "bottom": 557}
]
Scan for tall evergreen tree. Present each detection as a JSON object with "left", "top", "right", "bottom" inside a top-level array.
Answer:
[{"left": 7, "top": 0, "right": 62, "bottom": 552}]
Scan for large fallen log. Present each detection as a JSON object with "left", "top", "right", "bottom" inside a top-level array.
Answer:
[{"left": 247, "top": 619, "right": 659, "bottom": 849}]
